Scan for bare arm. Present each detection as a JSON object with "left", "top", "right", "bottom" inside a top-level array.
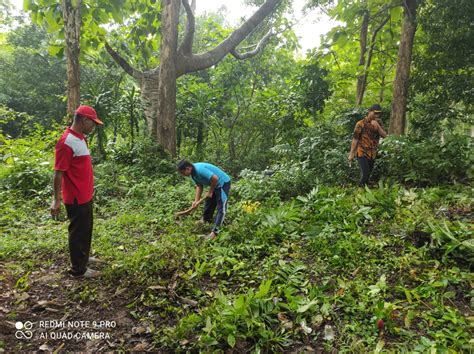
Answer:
[
  {"left": 378, "top": 125, "right": 388, "bottom": 138},
  {"left": 207, "top": 175, "right": 219, "bottom": 198},
  {"left": 348, "top": 138, "right": 359, "bottom": 161},
  {"left": 372, "top": 120, "right": 388, "bottom": 138},
  {"left": 50, "top": 170, "right": 63, "bottom": 216},
  {"left": 194, "top": 184, "right": 203, "bottom": 203}
]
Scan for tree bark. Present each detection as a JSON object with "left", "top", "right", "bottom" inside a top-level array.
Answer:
[
  {"left": 61, "top": 0, "right": 82, "bottom": 121},
  {"left": 106, "top": 0, "right": 281, "bottom": 156},
  {"left": 356, "top": 14, "right": 390, "bottom": 105},
  {"left": 389, "top": 0, "right": 417, "bottom": 135},
  {"left": 175, "top": 0, "right": 281, "bottom": 76},
  {"left": 355, "top": 6, "right": 369, "bottom": 105},
  {"left": 140, "top": 71, "right": 160, "bottom": 138},
  {"left": 157, "top": 0, "right": 180, "bottom": 156}
]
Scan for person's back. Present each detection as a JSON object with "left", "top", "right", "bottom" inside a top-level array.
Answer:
[
  {"left": 192, "top": 162, "right": 231, "bottom": 188},
  {"left": 177, "top": 160, "right": 231, "bottom": 239}
]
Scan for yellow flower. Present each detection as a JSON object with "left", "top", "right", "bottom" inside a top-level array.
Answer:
[{"left": 242, "top": 201, "right": 261, "bottom": 214}]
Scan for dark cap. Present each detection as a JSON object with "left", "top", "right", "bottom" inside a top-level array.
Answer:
[{"left": 368, "top": 104, "right": 382, "bottom": 112}]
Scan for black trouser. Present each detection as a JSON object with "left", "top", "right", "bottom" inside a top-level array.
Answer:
[
  {"left": 65, "top": 200, "right": 93, "bottom": 276},
  {"left": 357, "top": 156, "right": 375, "bottom": 186},
  {"left": 203, "top": 182, "right": 231, "bottom": 234}
]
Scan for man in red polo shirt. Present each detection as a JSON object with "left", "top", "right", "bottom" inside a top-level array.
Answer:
[{"left": 50, "top": 105, "right": 103, "bottom": 278}]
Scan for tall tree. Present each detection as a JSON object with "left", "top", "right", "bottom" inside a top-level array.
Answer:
[
  {"left": 106, "top": 0, "right": 282, "bottom": 156},
  {"left": 389, "top": 0, "right": 418, "bottom": 135},
  {"left": 61, "top": 0, "right": 82, "bottom": 120},
  {"left": 307, "top": 0, "right": 400, "bottom": 108},
  {"left": 355, "top": 8, "right": 390, "bottom": 105},
  {"left": 410, "top": 0, "right": 473, "bottom": 137},
  {"left": 355, "top": 3, "right": 369, "bottom": 105}
]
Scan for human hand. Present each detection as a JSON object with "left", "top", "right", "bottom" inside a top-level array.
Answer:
[
  {"left": 50, "top": 199, "right": 61, "bottom": 219},
  {"left": 371, "top": 120, "right": 381, "bottom": 129},
  {"left": 206, "top": 191, "right": 213, "bottom": 199}
]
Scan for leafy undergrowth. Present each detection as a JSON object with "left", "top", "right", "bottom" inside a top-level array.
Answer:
[{"left": 1, "top": 170, "right": 473, "bottom": 352}]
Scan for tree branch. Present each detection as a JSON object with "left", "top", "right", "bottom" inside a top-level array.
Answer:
[
  {"left": 372, "top": 1, "right": 403, "bottom": 19},
  {"left": 104, "top": 42, "right": 143, "bottom": 81},
  {"left": 366, "top": 15, "right": 390, "bottom": 68},
  {"left": 230, "top": 28, "right": 273, "bottom": 60},
  {"left": 178, "top": 0, "right": 195, "bottom": 55},
  {"left": 177, "top": 0, "right": 281, "bottom": 76}
]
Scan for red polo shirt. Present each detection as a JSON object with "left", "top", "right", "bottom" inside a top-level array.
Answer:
[{"left": 54, "top": 128, "right": 94, "bottom": 205}]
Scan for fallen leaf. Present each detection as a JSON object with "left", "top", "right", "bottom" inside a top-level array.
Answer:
[
  {"left": 114, "top": 287, "right": 127, "bottom": 297},
  {"left": 46, "top": 307, "right": 60, "bottom": 312},
  {"left": 323, "top": 325, "right": 335, "bottom": 341},
  {"left": 132, "top": 342, "right": 149, "bottom": 351},
  {"left": 14, "top": 292, "right": 30, "bottom": 302},
  {"left": 311, "top": 314, "right": 323, "bottom": 328},
  {"left": 148, "top": 285, "right": 167, "bottom": 291},
  {"left": 300, "top": 321, "right": 312, "bottom": 334},
  {"left": 39, "top": 343, "right": 53, "bottom": 352},
  {"left": 351, "top": 267, "right": 361, "bottom": 277},
  {"left": 132, "top": 326, "right": 146, "bottom": 335},
  {"left": 179, "top": 339, "right": 190, "bottom": 346},
  {"left": 374, "top": 339, "right": 385, "bottom": 353}
]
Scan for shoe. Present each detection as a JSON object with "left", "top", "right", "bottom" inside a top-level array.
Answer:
[
  {"left": 80, "top": 268, "right": 101, "bottom": 278},
  {"left": 88, "top": 256, "right": 104, "bottom": 265},
  {"left": 208, "top": 231, "right": 217, "bottom": 239}
]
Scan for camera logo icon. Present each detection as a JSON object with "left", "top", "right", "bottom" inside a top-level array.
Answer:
[{"left": 15, "top": 321, "right": 33, "bottom": 340}]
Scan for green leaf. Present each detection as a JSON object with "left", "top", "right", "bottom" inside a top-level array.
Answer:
[
  {"left": 404, "top": 288, "right": 412, "bottom": 303},
  {"left": 23, "top": 0, "right": 31, "bottom": 11},
  {"left": 234, "top": 295, "right": 245, "bottom": 310},
  {"left": 255, "top": 279, "right": 272, "bottom": 299},
  {"left": 227, "top": 334, "right": 236, "bottom": 348},
  {"left": 48, "top": 45, "right": 63, "bottom": 57},
  {"left": 297, "top": 299, "right": 319, "bottom": 313}
]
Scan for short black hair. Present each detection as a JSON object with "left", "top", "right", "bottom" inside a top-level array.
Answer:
[
  {"left": 177, "top": 159, "right": 193, "bottom": 171},
  {"left": 73, "top": 113, "right": 86, "bottom": 123}
]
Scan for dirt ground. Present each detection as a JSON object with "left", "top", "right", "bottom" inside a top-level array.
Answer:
[{"left": 0, "top": 256, "right": 154, "bottom": 352}]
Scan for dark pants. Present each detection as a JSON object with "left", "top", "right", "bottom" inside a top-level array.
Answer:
[
  {"left": 65, "top": 200, "right": 93, "bottom": 276},
  {"left": 357, "top": 157, "right": 375, "bottom": 186},
  {"left": 203, "top": 182, "right": 231, "bottom": 234}
]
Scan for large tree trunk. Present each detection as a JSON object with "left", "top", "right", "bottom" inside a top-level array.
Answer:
[
  {"left": 389, "top": 0, "right": 417, "bottom": 135},
  {"left": 61, "top": 0, "right": 81, "bottom": 121},
  {"left": 156, "top": 0, "right": 180, "bottom": 156},
  {"left": 140, "top": 72, "right": 160, "bottom": 138},
  {"left": 355, "top": 6, "right": 369, "bottom": 105},
  {"left": 106, "top": 0, "right": 281, "bottom": 157}
]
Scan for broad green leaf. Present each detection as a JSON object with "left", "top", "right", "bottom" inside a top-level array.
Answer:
[
  {"left": 297, "top": 299, "right": 319, "bottom": 313},
  {"left": 227, "top": 334, "right": 236, "bottom": 348},
  {"left": 255, "top": 279, "right": 272, "bottom": 299}
]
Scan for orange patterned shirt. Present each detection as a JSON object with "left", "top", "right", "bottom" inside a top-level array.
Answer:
[{"left": 352, "top": 118, "right": 382, "bottom": 160}]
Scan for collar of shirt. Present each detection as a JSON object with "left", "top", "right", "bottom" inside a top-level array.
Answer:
[{"left": 67, "top": 127, "right": 85, "bottom": 140}]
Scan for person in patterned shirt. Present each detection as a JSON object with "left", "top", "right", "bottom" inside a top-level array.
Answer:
[{"left": 348, "top": 104, "right": 388, "bottom": 186}]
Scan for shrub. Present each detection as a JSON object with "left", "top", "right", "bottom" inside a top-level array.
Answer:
[
  {"left": 0, "top": 126, "right": 58, "bottom": 196},
  {"left": 375, "top": 133, "right": 472, "bottom": 185},
  {"left": 109, "top": 137, "right": 176, "bottom": 177}
]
